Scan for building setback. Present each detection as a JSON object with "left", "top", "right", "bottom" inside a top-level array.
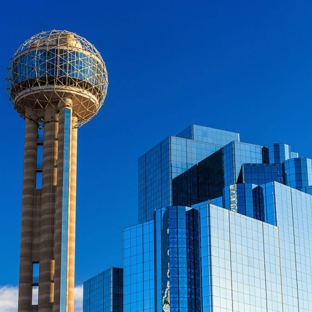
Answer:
[{"left": 84, "top": 124, "right": 312, "bottom": 312}]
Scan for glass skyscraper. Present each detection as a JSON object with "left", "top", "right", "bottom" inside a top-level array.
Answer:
[
  {"left": 84, "top": 124, "right": 312, "bottom": 312},
  {"left": 138, "top": 124, "right": 240, "bottom": 222},
  {"left": 83, "top": 268, "right": 123, "bottom": 312}
]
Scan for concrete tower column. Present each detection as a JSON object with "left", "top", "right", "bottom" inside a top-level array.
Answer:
[
  {"left": 18, "top": 111, "right": 38, "bottom": 311},
  {"left": 53, "top": 98, "right": 75, "bottom": 312},
  {"left": 38, "top": 108, "right": 58, "bottom": 310}
]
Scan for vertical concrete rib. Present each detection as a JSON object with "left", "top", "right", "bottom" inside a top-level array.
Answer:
[
  {"left": 51, "top": 114, "right": 59, "bottom": 305},
  {"left": 39, "top": 108, "right": 58, "bottom": 310},
  {"left": 18, "top": 113, "right": 38, "bottom": 311},
  {"left": 68, "top": 117, "right": 77, "bottom": 312},
  {"left": 53, "top": 98, "right": 74, "bottom": 312},
  {"left": 53, "top": 106, "right": 65, "bottom": 312}
]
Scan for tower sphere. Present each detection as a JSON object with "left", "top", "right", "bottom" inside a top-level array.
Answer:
[{"left": 6, "top": 30, "right": 108, "bottom": 126}]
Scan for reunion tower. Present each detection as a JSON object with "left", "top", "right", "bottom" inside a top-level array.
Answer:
[{"left": 6, "top": 30, "right": 108, "bottom": 311}]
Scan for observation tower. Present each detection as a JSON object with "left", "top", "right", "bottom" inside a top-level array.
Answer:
[{"left": 6, "top": 30, "right": 108, "bottom": 311}]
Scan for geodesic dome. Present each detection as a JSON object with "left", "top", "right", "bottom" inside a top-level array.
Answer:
[{"left": 6, "top": 30, "right": 108, "bottom": 126}]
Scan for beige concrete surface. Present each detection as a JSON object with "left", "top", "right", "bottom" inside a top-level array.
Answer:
[{"left": 18, "top": 100, "right": 77, "bottom": 312}]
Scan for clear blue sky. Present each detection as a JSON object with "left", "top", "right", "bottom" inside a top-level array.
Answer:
[{"left": 1, "top": 0, "right": 312, "bottom": 287}]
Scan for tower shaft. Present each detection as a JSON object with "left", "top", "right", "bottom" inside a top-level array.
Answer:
[{"left": 18, "top": 99, "right": 77, "bottom": 312}]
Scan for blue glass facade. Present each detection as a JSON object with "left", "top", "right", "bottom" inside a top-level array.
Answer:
[
  {"left": 83, "top": 268, "right": 123, "bottom": 312},
  {"left": 85, "top": 124, "right": 312, "bottom": 311},
  {"left": 265, "top": 143, "right": 292, "bottom": 164},
  {"left": 195, "top": 182, "right": 312, "bottom": 311},
  {"left": 138, "top": 125, "right": 240, "bottom": 222},
  {"left": 284, "top": 157, "right": 312, "bottom": 189},
  {"left": 123, "top": 222, "right": 154, "bottom": 312},
  {"left": 123, "top": 182, "right": 312, "bottom": 311},
  {"left": 238, "top": 163, "right": 284, "bottom": 185},
  {"left": 123, "top": 207, "right": 201, "bottom": 312}
]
